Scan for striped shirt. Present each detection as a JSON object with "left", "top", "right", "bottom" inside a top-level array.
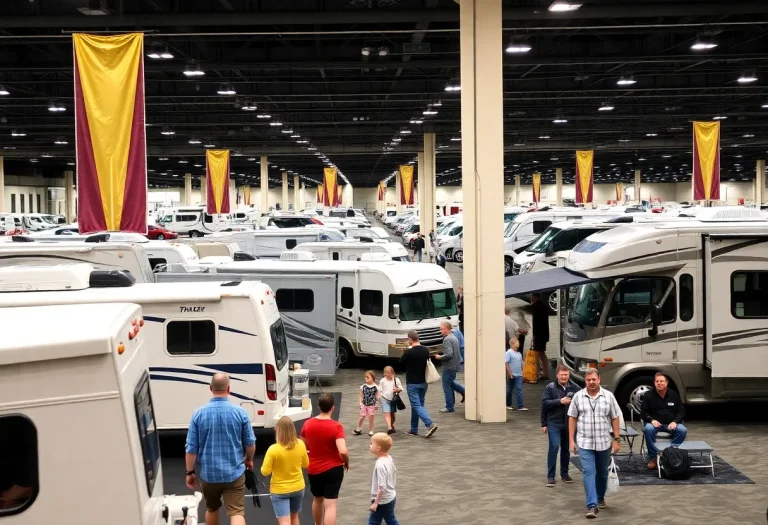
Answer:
[
  {"left": 185, "top": 397, "right": 256, "bottom": 483},
  {"left": 567, "top": 387, "right": 619, "bottom": 451}
]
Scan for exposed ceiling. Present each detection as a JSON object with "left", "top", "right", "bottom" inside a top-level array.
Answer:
[{"left": 0, "top": 0, "right": 767, "bottom": 189}]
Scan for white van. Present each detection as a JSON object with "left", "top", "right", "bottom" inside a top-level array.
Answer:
[
  {"left": 295, "top": 240, "right": 410, "bottom": 261},
  {"left": 0, "top": 264, "right": 311, "bottom": 431},
  {"left": 156, "top": 206, "right": 233, "bottom": 237}
]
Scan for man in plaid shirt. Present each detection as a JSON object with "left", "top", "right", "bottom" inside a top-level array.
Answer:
[{"left": 567, "top": 369, "right": 621, "bottom": 519}]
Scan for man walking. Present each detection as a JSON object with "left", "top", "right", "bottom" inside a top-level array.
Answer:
[
  {"left": 185, "top": 373, "right": 256, "bottom": 525},
  {"left": 399, "top": 330, "right": 438, "bottom": 437},
  {"left": 541, "top": 365, "right": 579, "bottom": 487},
  {"left": 434, "top": 321, "right": 465, "bottom": 413},
  {"left": 641, "top": 372, "right": 687, "bottom": 470},
  {"left": 531, "top": 293, "right": 551, "bottom": 381},
  {"left": 301, "top": 393, "right": 350, "bottom": 525},
  {"left": 413, "top": 233, "right": 425, "bottom": 262},
  {"left": 568, "top": 369, "right": 621, "bottom": 519}
]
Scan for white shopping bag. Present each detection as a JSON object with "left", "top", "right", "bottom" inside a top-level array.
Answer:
[
  {"left": 607, "top": 457, "right": 620, "bottom": 494},
  {"left": 425, "top": 358, "right": 441, "bottom": 384}
]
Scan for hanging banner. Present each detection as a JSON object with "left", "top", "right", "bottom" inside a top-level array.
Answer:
[
  {"left": 323, "top": 167, "right": 339, "bottom": 207},
  {"left": 316, "top": 184, "right": 324, "bottom": 203},
  {"left": 575, "top": 150, "right": 594, "bottom": 204},
  {"left": 532, "top": 172, "right": 541, "bottom": 203},
  {"left": 337, "top": 185, "right": 343, "bottom": 206},
  {"left": 399, "top": 165, "right": 415, "bottom": 205},
  {"left": 693, "top": 121, "right": 721, "bottom": 201},
  {"left": 74, "top": 33, "right": 147, "bottom": 234},
  {"left": 377, "top": 181, "right": 385, "bottom": 201},
  {"left": 615, "top": 182, "right": 623, "bottom": 202},
  {"left": 243, "top": 186, "right": 251, "bottom": 206},
  {"left": 205, "top": 149, "right": 231, "bottom": 214}
]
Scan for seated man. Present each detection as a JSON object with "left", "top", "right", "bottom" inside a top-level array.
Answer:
[{"left": 641, "top": 372, "right": 687, "bottom": 469}]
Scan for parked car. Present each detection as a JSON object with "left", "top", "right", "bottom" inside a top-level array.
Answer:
[{"left": 146, "top": 224, "right": 178, "bottom": 240}]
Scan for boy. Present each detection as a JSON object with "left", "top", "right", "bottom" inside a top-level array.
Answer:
[
  {"left": 505, "top": 336, "right": 527, "bottom": 411},
  {"left": 368, "top": 433, "right": 400, "bottom": 525}
]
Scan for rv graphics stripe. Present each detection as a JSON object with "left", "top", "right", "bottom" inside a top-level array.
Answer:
[
  {"left": 143, "top": 316, "right": 257, "bottom": 337},
  {"left": 283, "top": 330, "right": 327, "bottom": 349},
  {"left": 406, "top": 278, "right": 449, "bottom": 288},
  {"left": 198, "top": 363, "right": 264, "bottom": 375},
  {"left": 601, "top": 328, "right": 701, "bottom": 353},
  {"left": 282, "top": 314, "right": 335, "bottom": 339},
  {"left": 148, "top": 367, "right": 245, "bottom": 382},
  {"left": 711, "top": 238, "right": 768, "bottom": 259},
  {"left": 149, "top": 374, "right": 264, "bottom": 404},
  {"left": 335, "top": 315, "right": 388, "bottom": 334}
]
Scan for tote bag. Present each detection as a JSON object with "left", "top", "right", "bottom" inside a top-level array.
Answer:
[
  {"left": 522, "top": 350, "right": 538, "bottom": 383},
  {"left": 425, "top": 358, "right": 441, "bottom": 384},
  {"left": 607, "top": 457, "right": 620, "bottom": 493}
]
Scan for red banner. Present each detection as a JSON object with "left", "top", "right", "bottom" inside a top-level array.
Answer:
[
  {"left": 206, "top": 149, "right": 231, "bottom": 214},
  {"left": 693, "top": 121, "right": 721, "bottom": 201},
  {"left": 532, "top": 173, "right": 541, "bottom": 203}
]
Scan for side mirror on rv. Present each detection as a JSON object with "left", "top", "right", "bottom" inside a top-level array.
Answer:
[
  {"left": 393, "top": 304, "right": 401, "bottom": 323},
  {"left": 648, "top": 303, "right": 662, "bottom": 337}
]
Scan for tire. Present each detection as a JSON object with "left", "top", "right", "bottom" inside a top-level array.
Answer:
[
  {"left": 156, "top": 234, "right": 165, "bottom": 240},
  {"left": 504, "top": 256, "right": 513, "bottom": 276},
  {"left": 337, "top": 340, "right": 354, "bottom": 368},
  {"left": 189, "top": 230, "right": 201, "bottom": 238},
  {"left": 616, "top": 375, "right": 655, "bottom": 417},
  {"left": 444, "top": 248, "right": 453, "bottom": 260},
  {"left": 548, "top": 290, "right": 558, "bottom": 314},
  {"left": 453, "top": 249, "right": 463, "bottom": 263}
]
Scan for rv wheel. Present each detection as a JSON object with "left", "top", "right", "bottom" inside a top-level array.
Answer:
[
  {"left": 189, "top": 230, "right": 201, "bottom": 238},
  {"left": 617, "top": 375, "right": 655, "bottom": 417},
  {"left": 338, "top": 340, "right": 354, "bottom": 367},
  {"left": 453, "top": 250, "right": 463, "bottom": 263},
  {"left": 548, "top": 291, "right": 558, "bottom": 314},
  {"left": 504, "top": 256, "right": 513, "bottom": 276},
  {"left": 444, "top": 248, "right": 453, "bottom": 260}
]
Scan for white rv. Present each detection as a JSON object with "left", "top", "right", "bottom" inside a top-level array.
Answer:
[
  {"left": 156, "top": 206, "right": 233, "bottom": 237},
  {"left": 0, "top": 264, "right": 311, "bottom": 431},
  {"left": 0, "top": 302, "right": 201, "bottom": 525},
  {"left": 504, "top": 207, "right": 768, "bottom": 410},
  {"left": 295, "top": 240, "right": 410, "bottom": 261},
  {"left": 158, "top": 253, "right": 458, "bottom": 364}
]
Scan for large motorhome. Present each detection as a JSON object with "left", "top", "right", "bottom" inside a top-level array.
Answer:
[
  {"left": 158, "top": 252, "right": 458, "bottom": 364},
  {"left": 155, "top": 206, "right": 234, "bottom": 237},
  {"left": 504, "top": 207, "right": 768, "bottom": 411},
  {"left": 295, "top": 240, "right": 410, "bottom": 261},
  {"left": 0, "top": 264, "right": 312, "bottom": 430},
  {"left": 0, "top": 302, "right": 202, "bottom": 525},
  {"left": 183, "top": 228, "right": 345, "bottom": 259}
]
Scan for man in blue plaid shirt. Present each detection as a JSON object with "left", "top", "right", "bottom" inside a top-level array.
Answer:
[{"left": 185, "top": 373, "right": 256, "bottom": 525}]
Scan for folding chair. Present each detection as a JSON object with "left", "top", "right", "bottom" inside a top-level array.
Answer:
[{"left": 628, "top": 401, "right": 670, "bottom": 459}]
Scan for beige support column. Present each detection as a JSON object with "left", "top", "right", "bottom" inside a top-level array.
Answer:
[
  {"left": 555, "top": 167, "right": 563, "bottom": 206},
  {"left": 229, "top": 179, "right": 236, "bottom": 209},
  {"left": 755, "top": 160, "right": 765, "bottom": 208},
  {"left": 634, "top": 169, "right": 641, "bottom": 205},
  {"left": 0, "top": 157, "right": 4, "bottom": 212},
  {"left": 184, "top": 173, "right": 192, "bottom": 206},
  {"left": 294, "top": 175, "right": 300, "bottom": 212},
  {"left": 301, "top": 183, "right": 306, "bottom": 211},
  {"left": 64, "top": 170, "right": 75, "bottom": 224},
  {"left": 460, "top": 0, "right": 506, "bottom": 423},
  {"left": 395, "top": 169, "right": 402, "bottom": 215},
  {"left": 515, "top": 175, "right": 520, "bottom": 206},
  {"left": 260, "top": 156, "right": 269, "bottom": 213},
  {"left": 200, "top": 176, "right": 206, "bottom": 206},
  {"left": 419, "top": 133, "right": 437, "bottom": 257},
  {"left": 281, "top": 172, "right": 289, "bottom": 210},
  {"left": 417, "top": 152, "right": 426, "bottom": 251}
]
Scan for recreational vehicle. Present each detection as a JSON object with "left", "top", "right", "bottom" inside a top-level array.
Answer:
[
  {"left": 341, "top": 226, "right": 391, "bottom": 241},
  {"left": 0, "top": 302, "right": 202, "bottom": 525},
  {"left": 504, "top": 207, "right": 768, "bottom": 411},
  {"left": 0, "top": 264, "right": 312, "bottom": 431},
  {"left": 156, "top": 206, "right": 233, "bottom": 237},
  {"left": 294, "top": 240, "right": 409, "bottom": 261},
  {"left": 158, "top": 253, "right": 458, "bottom": 364}
]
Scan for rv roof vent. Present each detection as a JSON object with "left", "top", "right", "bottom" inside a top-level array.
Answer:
[
  {"left": 0, "top": 263, "right": 95, "bottom": 292},
  {"left": 234, "top": 251, "right": 256, "bottom": 261},
  {"left": 606, "top": 216, "right": 634, "bottom": 224},
  {"left": 280, "top": 250, "right": 317, "bottom": 262},
  {"left": 360, "top": 253, "right": 391, "bottom": 262},
  {"left": 357, "top": 236, "right": 375, "bottom": 243},
  {"left": 85, "top": 232, "right": 149, "bottom": 243},
  {"left": 11, "top": 235, "right": 35, "bottom": 242},
  {"left": 696, "top": 207, "right": 767, "bottom": 222},
  {"left": 89, "top": 269, "right": 136, "bottom": 288}
]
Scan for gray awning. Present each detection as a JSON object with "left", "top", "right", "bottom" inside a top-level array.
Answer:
[{"left": 504, "top": 267, "right": 596, "bottom": 297}]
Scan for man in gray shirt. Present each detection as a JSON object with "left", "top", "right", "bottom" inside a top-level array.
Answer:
[{"left": 434, "top": 321, "right": 465, "bottom": 413}]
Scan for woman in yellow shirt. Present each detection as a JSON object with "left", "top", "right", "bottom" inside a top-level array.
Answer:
[{"left": 261, "top": 416, "right": 310, "bottom": 525}]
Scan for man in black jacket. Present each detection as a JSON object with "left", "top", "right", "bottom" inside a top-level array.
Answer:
[
  {"left": 641, "top": 372, "right": 687, "bottom": 470},
  {"left": 413, "top": 233, "right": 425, "bottom": 262},
  {"left": 531, "top": 293, "right": 551, "bottom": 381},
  {"left": 541, "top": 364, "right": 580, "bottom": 487}
]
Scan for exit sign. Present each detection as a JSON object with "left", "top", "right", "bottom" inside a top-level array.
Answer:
[{"left": 403, "top": 43, "right": 431, "bottom": 54}]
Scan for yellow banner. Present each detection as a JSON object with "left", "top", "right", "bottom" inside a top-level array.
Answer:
[
  {"left": 324, "top": 167, "right": 338, "bottom": 206},
  {"left": 575, "top": 150, "right": 594, "bottom": 204},
  {"left": 206, "top": 149, "right": 230, "bottom": 214},
  {"left": 532, "top": 172, "right": 541, "bottom": 203},
  {"left": 74, "top": 33, "right": 143, "bottom": 231},
  {"left": 693, "top": 121, "right": 721, "bottom": 200},
  {"left": 615, "top": 182, "right": 623, "bottom": 201},
  {"left": 244, "top": 185, "right": 251, "bottom": 206},
  {"left": 317, "top": 184, "right": 324, "bottom": 203},
  {"left": 399, "top": 165, "right": 414, "bottom": 205}
]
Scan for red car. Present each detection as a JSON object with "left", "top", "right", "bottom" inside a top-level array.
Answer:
[{"left": 146, "top": 224, "right": 178, "bottom": 240}]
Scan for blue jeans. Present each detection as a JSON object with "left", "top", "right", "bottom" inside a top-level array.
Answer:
[
  {"left": 368, "top": 498, "right": 400, "bottom": 525},
  {"left": 546, "top": 425, "right": 570, "bottom": 479},
  {"left": 406, "top": 383, "right": 433, "bottom": 433},
  {"left": 505, "top": 376, "right": 523, "bottom": 408},
  {"left": 644, "top": 422, "right": 688, "bottom": 457},
  {"left": 270, "top": 489, "right": 304, "bottom": 518},
  {"left": 578, "top": 447, "right": 611, "bottom": 508},
  {"left": 416, "top": 249, "right": 423, "bottom": 262},
  {"left": 441, "top": 369, "right": 465, "bottom": 411}
]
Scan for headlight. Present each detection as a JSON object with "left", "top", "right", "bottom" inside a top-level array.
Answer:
[
  {"left": 577, "top": 360, "right": 598, "bottom": 373},
  {"left": 520, "top": 262, "right": 535, "bottom": 273}
]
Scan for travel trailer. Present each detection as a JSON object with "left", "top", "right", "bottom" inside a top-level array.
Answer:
[
  {"left": 0, "top": 264, "right": 312, "bottom": 431},
  {"left": 503, "top": 207, "right": 768, "bottom": 411},
  {"left": 294, "top": 240, "right": 410, "bottom": 261},
  {"left": 157, "top": 252, "right": 458, "bottom": 365},
  {"left": 185, "top": 228, "right": 345, "bottom": 259},
  {"left": 341, "top": 226, "right": 391, "bottom": 241},
  {"left": 155, "top": 206, "right": 233, "bottom": 237},
  {"left": 0, "top": 302, "right": 202, "bottom": 525}
]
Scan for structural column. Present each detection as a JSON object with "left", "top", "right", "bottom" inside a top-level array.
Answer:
[
  {"left": 515, "top": 175, "right": 520, "bottom": 206},
  {"left": 460, "top": 0, "right": 506, "bottom": 423},
  {"left": 64, "top": 170, "right": 75, "bottom": 224},
  {"left": 281, "top": 172, "right": 289, "bottom": 210},
  {"left": 229, "top": 179, "right": 236, "bottom": 209},
  {"left": 260, "top": 156, "right": 269, "bottom": 213},
  {"left": 555, "top": 167, "right": 563, "bottom": 206},
  {"left": 0, "top": 157, "right": 5, "bottom": 212},
  {"left": 419, "top": 134, "right": 437, "bottom": 256},
  {"left": 395, "top": 169, "right": 402, "bottom": 215},
  {"left": 755, "top": 160, "right": 765, "bottom": 208},
  {"left": 634, "top": 169, "right": 641, "bottom": 205},
  {"left": 294, "top": 175, "right": 301, "bottom": 212},
  {"left": 300, "top": 183, "right": 306, "bottom": 211},
  {"left": 200, "top": 176, "right": 206, "bottom": 206},
  {"left": 184, "top": 173, "right": 192, "bottom": 206}
]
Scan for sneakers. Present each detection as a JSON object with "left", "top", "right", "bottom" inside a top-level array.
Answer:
[
  {"left": 506, "top": 406, "right": 515, "bottom": 411},
  {"left": 585, "top": 507, "right": 598, "bottom": 519},
  {"left": 387, "top": 428, "right": 396, "bottom": 435},
  {"left": 425, "top": 425, "right": 438, "bottom": 438},
  {"left": 353, "top": 429, "right": 362, "bottom": 435},
  {"left": 546, "top": 477, "right": 555, "bottom": 487},
  {"left": 518, "top": 407, "right": 529, "bottom": 411},
  {"left": 439, "top": 408, "right": 454, "bottom": 413},
  {"left": 460, "top": 393, "right": 465, "bottom": 403},
  {"left": 561, "top": 474, "right": 573, "bottom": 483},
  {"left": 597, "top": 499, "right": 606, "bottom": 509},
  {"left": 406, "top": 430, "right": 419, "bottom": 437},
  {"left": 368, "top": 431, "right": 374, "bottom": 437}
]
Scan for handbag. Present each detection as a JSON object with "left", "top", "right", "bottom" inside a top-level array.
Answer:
[
  {"left": 392, "top": 377, "right": 406, "bottom": 410},
  {"left": 606, "top": 457, "right": 620, "bottom": 494},
  {"left": 425, "top": 357, "right": 441, "bottom": 384},
  {"left": 522, "top": 350, "right": 538, "bottom": 383}
]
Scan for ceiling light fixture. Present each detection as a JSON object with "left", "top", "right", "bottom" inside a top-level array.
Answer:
[
  {"left": 0, "top": 85, "right": 9, "bottom": 96},
  {"left": 646, "top": 132, "right": 658, "bottom": 137},
  {"left": 617, "top": 76, "right": 637, "bottom": 86},
  {"left": 409, "top": 118, "right": 424, "bottom": 124},
  {"left": 48, "top": 102, "right": 66, "bottom": 112},
  {"left": 241, "top": 100, "right": 257, "bottom": 111},
  {"left": 743, "top": 133, "right": 755, "bottom": 138},
  {"left": 54, "top": 138, "right": 68, "bottom": 145},
  {"left": 598, "top": 102, "right": 614, "bottom": 111},
  {"left": 270, "top": 121, "right": 283, "bottom": 127},
  {"left": 182, "top": 61, "right": 205, "bottom": 77},
  {"left": 147, "top": 43, "right": 174, "bottom": 59},
  {"left": 361, "top": 47, "right": 371, "bottom": 56},
  {"left": 400, "top": 129, "right": 412, "bottom": 135},
  {"left": 378, "top": 47, "right": 389, "bottom": 57},
  {"left": 217, "top": 83, "right": 236, "bottom": 95},
  {"left": 505, "top": 37, "right": 532, "bottom": 54},
  {"left": 738, "top": 71, "right": 758, "bottom": 84},
  {"left": 307, "top": 147, "right": 317, "bottom": 151},
  {"left": 713, "top": 115, "right": 728, "bottom": 120},
  {"left": 548, "top": 1, "right": 582, "bottom": 12},
  {"left": 178, "top": 160, "right": 188, "bottom": 164},
  {"left": 281, "top": 128, "right": 294, "bottom": 134},
  {"left": 10, "top": 130, "right": 26, "bottom": 137},
  {"left": 690, "top": 35, "right": 718, "bottom": 51},
  {"left": 553, "top": 117, "right": 568, "bottom": 123},
  {"left": 160, "top": 128, "right": 175, "bottom": 136},
  {"left": 204, "top": 143, "right": 216, "bottom": 148},
  {"left": 423, "top": 107, "right": 438, "bottom": 116},
  {"left": 290, "top": 134, "right": 301, "bottom": 138},
  {"left": 188, "top": 138, "right": 201, "bottom": 144},
  {"left": 444, "top": 80, "right": 461, "bottom": 92},
  {"left": 159, "top": 157, "right": 168, "bottom": 161},
  {"left": 539, "top": 135, "right": 551, "bottom": 139}
]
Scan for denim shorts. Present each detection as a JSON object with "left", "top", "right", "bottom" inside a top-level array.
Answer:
[
  {"left": 270, "top": 489, "right": 304, "bottom": 518},
  {"left": 380, "top": 398, "right": 395, "bottom": 413}
]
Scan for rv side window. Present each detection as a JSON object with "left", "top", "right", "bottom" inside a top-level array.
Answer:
[
  {"left": 731, "top": 271, "right": 768, "bottom": 318},
  {"left": 166, "top": 320, "right": 216, "bottom": 354},
  {"left": 148, "top": 258, "right": 167, "bottom": 271},
  {"left": 133, "top": 372, "right": 161, "bottom": 496},
  {"left": 269, "top": 319, "right": 289, "bottom": 370},
  {"left": 551, "top": 229, "right": 580, "bottom": 252},
  {"left": 360, "top": 289, "right": 384, "bottom": 316},
  {"left": 533, "top": 221, "right": 552, "bottom": 234},
  {"left": 285, "top": 239, "right": 298, "bottom": 249},
  {"left": 0, "top": 415, "right": 38, "bottom": 517},
  {"left": 275, "top": 288, "right": 314, "bottom": 312},
  {"left": 332, "top": 252, "right": 340, "bottom": 260},
  {"left": 341, "top": 287, "right": 354, "bottom": 308},
  {"left": 607, "top": 278, "right": 676, "bottom": 326},
  {"left": 679, "top": 274, "right": 694, "bottom": 322},
  {"left": 204, "top": 214, "right": 213, "bottom": 224}
]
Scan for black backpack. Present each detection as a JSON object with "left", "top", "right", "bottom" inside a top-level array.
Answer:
[{"left": 660, "top": 447, "right": 692, "bottom": 480}]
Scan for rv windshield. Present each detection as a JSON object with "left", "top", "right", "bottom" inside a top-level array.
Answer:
[
  {"left": 389, "top": 288, "right": 458, "bottom": 321},
  {"left": 269, "top": 318, "right": 289, "bottom": 370},
  {"left": 158, "top": 215, "right": 172, "bottom": 225},
  {"left": 570, "top": 280, "right": 613, "bottom": 326},
  {"left": 133, "top": 372, "right": 161, "bottom": 496},
  {"left": 527, "top": 227, "right": 561, "bottom": 253}
]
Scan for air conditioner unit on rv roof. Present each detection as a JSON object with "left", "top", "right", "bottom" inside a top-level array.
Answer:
[
  {"left": 280, "top": 251, "right": 317, "bottom": 261},
  {"left": 694, "top": 207, "right": 767, "bottom": 222},
  {"left": 0, "top": 263, "right": 134, "bottom": 292}
]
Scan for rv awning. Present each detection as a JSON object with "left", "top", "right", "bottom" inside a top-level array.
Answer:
[{"left": 504, "top": 268, "right": 596, "bottom": 298}]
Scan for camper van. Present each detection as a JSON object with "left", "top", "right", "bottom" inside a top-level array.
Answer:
[
  {"left": 156, "top": 206, "right": 233, "bottom": 237},
  {"left": 158, "top": 253, "right": 458, "bottom": 365},
  {"left": 0, "top": 264, "right": 311, "bottom": 431},
  {"left": 0, "top": 302, "right": 203, "bottom": 525},
  {"left": 294, "top": 240, "right": 409, "bottom": 261},
  {"left": 504, "top": 207, "right": 768, "bottom": 411}
]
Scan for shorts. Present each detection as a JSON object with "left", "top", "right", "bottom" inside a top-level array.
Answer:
[
  {"left": 380, "top": 398, "right": 395, "bottom": 413},
  {"left": 201, "top": 473, "right": 245, "bottom": 516},
  {"left": 271, "top": 489, "right": 304, "bottom": 517},
  {"left": 308, "top": 465, "right": 345, "bottom": 500},
  {"left": 359, "top": 404, "right": 376, "bottom": 417},
  {"left": 532, "top": 338, "right": 548, "bottom": 352}
]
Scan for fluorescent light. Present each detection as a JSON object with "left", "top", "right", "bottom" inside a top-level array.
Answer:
[
  {"left": 361, "top": 47, "right": 371, "bottom": 56},
  {"left": 691, "top": 40, "right": 717, "bottom": 51},
  {"left": 598, "top": 102, "right": 614, "bottom": 111},
  {"left": 204, "top": 144, "right": 216, "bottom": 148},
  {"left": 48, "top": 103, "right": 66, "bottom": 112},
  {"left": 217, "top": 84, "right": 236, "bottom": 95},
  {"left": 738, "top": 72, "right": 758, "bottom": 84},
  {"left": 54, "top": 139, "right": 68, "bottom": 145},
  {"left": 617, "top": 76, "right": 637, "bottom": 85},
  {"left": 0, "top": 86, "right": 9, "bottom": 96},
  {"left": 539, "top": 135, "right": 551, "bottom": 139},
  {"left": 646, "top": 133, "right": 658, "bottom": 137},
  {"left": 450, "top": 137, "right": 461, "bottom": 141},
  {"left": 423, "top": 109, "right": 438, "bottom": 115},
  {"left": 713, "top": 115, "right": 728, "bottom": 120},
  {"left": 183, "top": 62, "right": 204, "bottom": 76},
  {"left": 409, "top": 119, "right": 424, "bottom": 124},
  {"left": 270, "top": 122, "right": 283, "bottom": 127},
  {"left": 257, "top": 113, "right": 271, "bottom": 119},
  {"left": 743, "top": 133, "right": 755, "bottom": 138},
  {"left": 161, "top": 128, "right": 175, "bottom": 136},
  {"left": 281, "top": 129, "right": 294, "bottom": 134},
  {"left": 290, "top": 134, "right": 301, "bottom": 138},
  {"left": 548, "top": 1, "right": 582, "bottom": 12},
  {"left": 241, "top": 103, "right": 257, "bottom": 111},
  {"left": 188, "top": 138, "right": 201, "bottom": 144},
  {"left": 297, "top": 140, "right": 309, "bottom": 144},
  {"left": 10, "top": 130, "right": 26, "bottom": 137},
  {"left": 553, "top": 117, "right": 568, "bottom": 123},
  {"left": 505, "top": 42, "right": 532, "bottom": 54},
  {"left": 400, "top": 129, "right": 412, "bottom": 134},
  {"left": 194, "top": 164, "right": 202, "bottom": 167},
  {"left": 159, "top": 157, "right": 168, "bottom": 161},
  {"left": 762, "top": 103, "right": 768, "bottom": 109},
  {"left": 378, "top": 47, "right": 389, "bottom": 57},
  {"left": 178, "top": 160, "right": 188, "bottom": 164}
]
